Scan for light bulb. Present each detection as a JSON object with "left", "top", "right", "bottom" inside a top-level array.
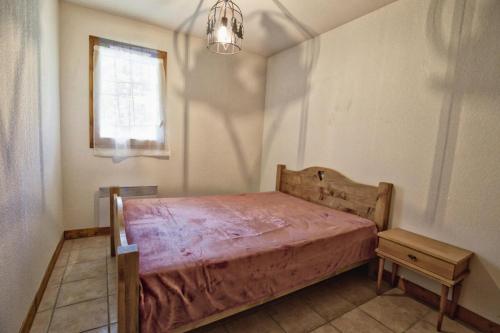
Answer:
[{"left": 217, "top": 25, "right": 231, "bottom": 44}]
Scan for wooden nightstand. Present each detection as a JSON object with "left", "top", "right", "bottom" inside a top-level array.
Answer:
[{"left": 375, "top": 228, "right": 473, "bottom": 332}]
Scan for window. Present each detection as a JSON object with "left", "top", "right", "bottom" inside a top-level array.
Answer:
[{"left": 89, "top": 36, "right": 168, "bottom": 157}]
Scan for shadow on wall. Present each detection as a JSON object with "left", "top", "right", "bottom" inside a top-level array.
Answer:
[
  {"left": 425, "top": 0, "right": 500, "bottom": 309},
  {"left": 0, "top": 1, "right": 55, "bottom": 331},
  {"left": 425, "top": 0, "right": 500, "bottom": 223},
  {"left": 256, "top": 0, "right": 321, "bottom": 170},
  {"left": 257, "top": 8, "right": 320, "bottom": 170},
  {"left": 0, "top": 0, "right": 45, "bottom": 231},
  {"left": 172, "top": 0, "right": 320, "bottom": 193},
  {"left": 173, "top": 0, "right": 260, "bottom": 193},
  {"left": 468, "top": 255, "right": 500, "bottom": 315}
]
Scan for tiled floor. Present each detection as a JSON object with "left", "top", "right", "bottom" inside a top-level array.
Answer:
[
  {"left": 30, "top": 236, "right": 115, "bottom": 333},
  {"left": 30, "top": 236, "right": 481, "bottom": 333}
]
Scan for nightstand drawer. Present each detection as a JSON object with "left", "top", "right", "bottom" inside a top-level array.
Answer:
[{"left": 378, "top": 238, "right": 455, "bottom": 280}]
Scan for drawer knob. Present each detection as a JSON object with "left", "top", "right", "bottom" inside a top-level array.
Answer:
[{"left": 408, "top": 254, "right": 417, "bottom": 262}]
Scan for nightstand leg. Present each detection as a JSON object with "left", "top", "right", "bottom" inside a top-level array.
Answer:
[
  {"left": 377, "top": 257, "right": 385, "bottom": 294},
  {"left": 450, "top": 283, "right": 462, "bottom": 319},
  {"left": 391, "top": 263, "right": 399, "bottom": 287},
  {"left": 437, "top": 285, "right": 449, "bottom": 331}
]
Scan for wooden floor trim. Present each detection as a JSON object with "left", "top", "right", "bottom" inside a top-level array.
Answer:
[
  {"left": 19, "top": 233, "right": 65, "bottom": 333},
  {"left": 383, "top": 270, "right": 500, "bottom": 333},
  {"left": 64, "top": 227, "right": 110, "bottom": 240}
]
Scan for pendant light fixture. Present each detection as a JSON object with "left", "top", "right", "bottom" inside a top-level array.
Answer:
[{"left": 207, "top": 0, "right": 244, "bottom": 55}]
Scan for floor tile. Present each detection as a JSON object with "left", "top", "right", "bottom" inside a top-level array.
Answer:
[
  {"left": 30, "top": 310, "right": 52, "bottom": 333},
  {"left": 49, "top": 297, "right": 108, "bottom": 333},
  {"left": 225, "top": 310, "right": 284, "bottom": 333},
  {"left": 57, "top": 277, "right": 107, "bottom": 307},
  {"left": 63, "top": 259, "right": 106, "bottom": 282},
  {"left": 407, "top": 319, "right": 475, "bottom": 333},
  {"left": 60, "top": 241, "right": 73, "bottom": 254},
  {"left": 328, "top": 271, "right": 382, "bottom": 306},
  {"left": 54, "top": 252, "right": 69, "bottom": 268},
  {"left": 420, "top": 311, "right": 478, "bottom": 333},
  {"left": 107, "top": 256, "right": 117, "bottom": 275},
  {"left": 267, "top": 296, "right": 326, "bottom": 333},
  {"left": 38, "top": 284, "right": 59, "bottom": 312},
  {"left": 83, "top": 325, "right": 108, "bottom": 333},
  {"left": 310, "top": 324, "right": 340, "bottom": 333},
  {"left": 190, "top": 322, "right": 227, "bottom": 333},
  {"left": 68, "top": 247, "right": 106, "bottom": 264},
  {"left": 72, "top": 236, "right": 109, "bottom": 250},
  {"left": 359, "top": 288, "right": 431, "bottom": 333},
  {"left": 301, "top": 283, "right": 356, "bottom": 321},
  {"left": 330, "top": 308, "right": 393, "bottom": 333},
  {"left": 109, "top": 295, "right": 117, "bottom": 324},
  {"left": 260, "top": 292, "right": 295, "bottom": 312},
  {"left": 108, "top": 273, "right": 116, "bottom": 295},
  {"left": 48, "top": 266, "right": 65, "bottom": 286}
]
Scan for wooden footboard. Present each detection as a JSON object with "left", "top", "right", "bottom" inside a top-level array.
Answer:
[
  {"left": 110, "top": 187, "right": 139, "bottom": 333},
  {"left": 109, "top": 165, "right": 393, "bottom": 333}
]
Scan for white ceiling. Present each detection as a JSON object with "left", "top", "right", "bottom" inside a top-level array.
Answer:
[{"left": 64, "top": 0, "right": 397, "bottom": 57}]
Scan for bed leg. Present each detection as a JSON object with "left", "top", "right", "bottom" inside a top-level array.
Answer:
[
  {"left": 376, "top": 257, "right": 385, "bottom": 294},
  {"left": 110, "top": 187, "right": 120, "bottom": 257},
  {"left": 117, "top": 245, "right": 139, "bottom": 333}
]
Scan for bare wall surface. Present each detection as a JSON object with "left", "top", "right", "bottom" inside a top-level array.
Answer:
[
  {"left": 0, "top": 0, "right": 63, "bottom": 331},
  {"left": 59, "top": 3, "right": 267, "bottom": 230},
  {"left": 260, "top": 0, "right": 500, "bottom": 323}
]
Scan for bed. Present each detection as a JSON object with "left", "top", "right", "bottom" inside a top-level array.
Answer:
[{"left": 110, "top": 165, "right": 393, "bottom": 333}]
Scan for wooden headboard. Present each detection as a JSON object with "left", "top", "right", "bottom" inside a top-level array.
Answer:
[{"left": 275, "top": 165, "right": 393, "bottom": 231}]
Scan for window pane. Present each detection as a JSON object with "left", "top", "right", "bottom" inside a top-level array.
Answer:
[{"left": 94, "top": 43, "right": 165, "bottom": 144}]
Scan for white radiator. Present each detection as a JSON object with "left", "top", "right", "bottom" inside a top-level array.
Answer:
[{"left": 96, "top": 186, "right": 158, "bottom": 227}]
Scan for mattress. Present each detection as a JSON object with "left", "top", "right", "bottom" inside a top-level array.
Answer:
[{"left": 123, "top": 191, "right": 378, "bottom": 332}]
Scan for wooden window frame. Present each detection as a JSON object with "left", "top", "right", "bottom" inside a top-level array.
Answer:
[{"left": 88, "top": 35, "right": 168, "bottom": 149}]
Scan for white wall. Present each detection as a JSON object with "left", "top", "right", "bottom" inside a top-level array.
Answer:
[
  {"left": 59, "top": 2, "right": 267, "bottom": 230},
  {"left": 0, "top": 0, "right": 64, "bottom": 331},
  {"left": 261, "top": 0, "right": 500, "bottom": 323}
]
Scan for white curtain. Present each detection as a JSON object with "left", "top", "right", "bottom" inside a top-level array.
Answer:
[{"left": 93, "top": 44, "right": 169, "bottom": 158}]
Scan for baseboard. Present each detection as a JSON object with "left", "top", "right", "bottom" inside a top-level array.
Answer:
[
  {"left": 382, "top": 270, "right": 500, "bottom": 333},
  {"left": 19, "top": 233, "right": 65, "bottom": 333},
  {"left": 64, "top": 227, "right": 110, "bottom": 240}
]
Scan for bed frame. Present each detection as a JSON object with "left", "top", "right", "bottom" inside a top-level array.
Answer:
[{"left": 109, "top": 165, "right": 393, "bottom": 333}]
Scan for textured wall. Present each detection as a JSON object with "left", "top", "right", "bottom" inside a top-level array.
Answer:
[
  {"left": 59, "top": 3, "right": 267, "bottom": 230},
  {"left": 261, "top": 0, "right": 500, "bottom": 323},
  {"left": 0, "top": 0, "right": 63, "bottom": 332}
]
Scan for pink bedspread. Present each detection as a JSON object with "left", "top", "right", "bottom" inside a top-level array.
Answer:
[{"left": 124, "top": 192, "right": 378, "bottom": 332}]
